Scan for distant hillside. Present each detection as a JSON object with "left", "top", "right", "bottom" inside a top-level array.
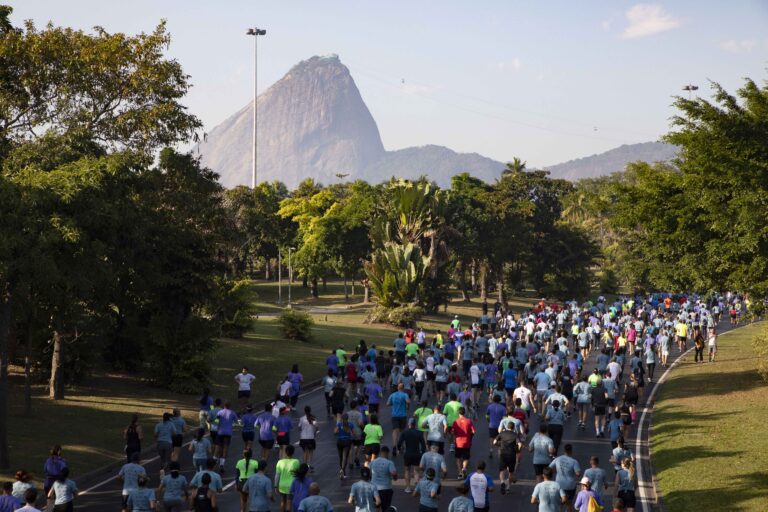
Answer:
[{"left": 545, "top": 142, "right": 678, "bottom": 180}]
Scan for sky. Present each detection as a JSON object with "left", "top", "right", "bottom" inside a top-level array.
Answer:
[{"left": 8, "top": 0, "right": 768, "bottom": 167}]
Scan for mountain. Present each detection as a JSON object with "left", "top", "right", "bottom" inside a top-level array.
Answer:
[
  {"left": 197, "top": 55, "right": 677, "bottom": 188},
  {"left": 544, "top": 142, "right": 678, "bottom": 181}
]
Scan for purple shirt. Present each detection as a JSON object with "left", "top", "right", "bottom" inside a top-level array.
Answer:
[
  {"left": 255, "top": 412, "right": 276, "bottom": 440},
  {"left": 574, "top": 489, "right": 602, "bottom": 512},
  {"left": 366, "top": 383, "right": 383, "bottom": 405},
  {"left": 0, "top": 495, "right": 22, "bottom": 512},
  {"left": 275, "top": 414, "right": 292, "bottom": 435},
  {"left": 216, "top": 409, "right": 238, "bottom": 436},
  {"left": 486, "top": 403, "right": 506, "bottom": 428},
  {"left": 326, "top": 355, "right": 339, "bottom": 371}
]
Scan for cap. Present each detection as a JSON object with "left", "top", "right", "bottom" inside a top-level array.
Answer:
[
  {"left": 580, "top": 477, "right": 591, "bottom": 485},
  {"left": 550, "top": 381, "right": 557, "bottom": 387}
]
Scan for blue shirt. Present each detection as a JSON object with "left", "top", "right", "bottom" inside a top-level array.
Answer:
[
  {"left": 126, "top": 488, "right": 155, "bottom": 511},
  {"left": 255, "top": 412, "right": 276, "bottom": 440},
  {"left": 369, "top": 457, "right": 396, "bottom": 490},
  {"left": 326, "top": 354, "right": 339, "bottom": 371},
  {"left": 415, "top": 478, "right": 440, "bottom": 509},
  {"left": 349, "top": 480, "right": 379, "bottom": 512},
  {"left": 365, "top": 383, "right": 383, "bottom": 405},
  {"left": 160, "top": 474, "right": 187, "bottom": 500},
  {"left": 190, "top": 470, "right": 223, "bottom": 492},
  {"left": 299, "top": 495, "right": 334, "bottom": 512},
  {"left": 387, "top": 391, "right": 409, "bottom": 418},
  {"left": 216, "top": 409, "right": 238, "bottom": 436},
  {"left": 119, "top": 463, "right": 146, "bottom": 494},
  {"left": 154, "top": 421, "right": 178, "bottom": 443},
  {"left": 191, "top": 438, "right": 211, "bottom": 459},
  {"left": 243, "top": 473, "right": 272, "bottom": 512},
  {"left": 486, "top": 403, "right": 506, "bottom": 428},
  {"left": 240, "top": 412, "right": 257, "bottom": 433},
  {"left": 549, "top": 455, "right": 580, "bottom": 491},
  {"left": 531, "top": 480, "right": 564, "bottom": 512},
  {"left": 503, "top": 368, "right": 517, "bottom": 388}
]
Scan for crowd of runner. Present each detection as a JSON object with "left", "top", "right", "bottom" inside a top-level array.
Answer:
[{"left": 1, "top": 292, "right": 752, "bottom": 512}]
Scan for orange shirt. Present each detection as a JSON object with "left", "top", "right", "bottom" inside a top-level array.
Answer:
[{"left": 452, "top": 416, "right": 475, "bottom": 448}]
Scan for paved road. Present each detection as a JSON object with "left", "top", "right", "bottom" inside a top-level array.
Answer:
[{"left": 76, "top": 318, "right": 736, "bottom": 512}]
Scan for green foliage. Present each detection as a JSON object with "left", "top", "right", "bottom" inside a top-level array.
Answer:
[
  {"left": 365, "top": 243, "right": 430, "bottom": 308},
  {"left": 599, "top": 268, "right": 619, "bottom": 295},
  {"left": 367, "top": 304, "right": 425, "bottom": 327},
  {"left": 217, "top": 280, "right": 259, "bottom": 338},
  {"left": 751, "top": 323, "right": 768, "bottom": 383},
  {"left": 277, "top": 309, "right": 314, "bottom": 341}
]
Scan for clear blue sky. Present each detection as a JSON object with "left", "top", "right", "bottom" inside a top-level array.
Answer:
[{"left": 8, "top": 0, "right": 768, "bottom": 166}]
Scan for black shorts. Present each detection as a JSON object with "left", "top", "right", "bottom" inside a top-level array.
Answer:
[
  {"left": 404, "top": 453, "right": 421, "bottom": 466},
  {"left": 238, "top": 390, "right": 251, "bottom": 399},
  {"left": 242, "top": 431, "right": 255, "bottom": 443},
  {"left": 276, "top": 434, "right": 290, "bottom": 446},
  {"left": 331, "top": 404, "right": 344, "bottom": 415},
  {"left": 607, "top": 398, "right": 616, "bottom": 407},
  {"left": 488, "top": 428, "right": 499, "bottom": 439},
  {"left": 618, "top": 489, "right": 637, "bottom": 507},
  {"left": 533, "top": 463, "right": 548, "bottom": 476},
  {"left": 563, "top": 488, "right": 576, "bottom": 501},
  {"left": 300, "top": 439, "right": 316, "bottom": 450},
  {"left": 259, "top": 439, "right": 275, "bottom": 450},
  {"left": 427, "top": 371, "right": 435, "bottom": 381},
  {"left": 593, "top": 406, "right": 606, "bottom": 416},
  {"left": 217, "top": 434, "right": 232, "bottom": 447},
  {"left": 365, "top": 443, "right": 380, "bottom": 456},
  {"left": 436, "top": 382, "right": 447, "bottom": 391},
  {"left": 392, "top": 417, "right": 407, "bottom": 430},
  {"left": 209, "top": 431, "right": 218, "bottom": 444},
  {"left": 172, "top": 434, "right": 183, "bottom": 448},
  {"left": 471, "top": 383, "right": 482, "bottom": 389},
  {"left": 455, "top": 447, "right": 471, "bottom": 460},
  {"left": 499, "top": 453, "right": 516, "bottom": 472}
]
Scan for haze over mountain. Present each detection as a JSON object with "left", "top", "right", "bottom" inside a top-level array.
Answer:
[{"left": 197, "top": 55, "right": 676, "bottom": 188}]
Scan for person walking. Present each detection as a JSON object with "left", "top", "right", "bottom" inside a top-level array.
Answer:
[{"left": 573, "top": 477, "right": 602, "bottom": 512}]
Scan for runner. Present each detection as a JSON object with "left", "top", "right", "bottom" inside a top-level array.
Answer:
[
  {"left": 529, "top": 424, "right": 555, "bottom": 483},
  {"left": 234, "top": 450, "right": 258, "bottom": 512},
  {"left": 348, "top": 467, "right": 380, "bottom": 512},
  {"left": 13, "top": 489, "right": 39, "bottom": 512},
  {"left": 215, "top": 401, "right": 238, "bottom": 471},
  {"left": 242, "top": 461, "right": 271, "bottom": 512},
  {"left": 419, "top": 443, "right": 448, "bottom": 496},
  {"left": 154, "top": 413, "right": 178, "bottom": 477},
  {"left": 369, "top": 446, "right": 397, "bottom": 511},
  {"left": 190, "top": 473, "right": 217, "bottom": 512},
  {"left": 275, "top": 445, "right": 300, "bottom": 512},
  {"left": 387, "top": 383, "right": 410, "bottom": 456},
  {"left": 289, "top": 464, "right": 313, "bottom": 512},
  {"left": 170, "top": 408, "right": 187, "bottom": 463},
  {"left": 549, "top": 444, "right": 580, "bottom": 512},
  {"left": 531, "top": 467, "right": 565, "bottom": 511},
  {"left": 297, "top": 483, "right": 332, "bottom": 512},
  {"left": 254, "top": 403, "right": 276, "bottom": 462},
  {"left": 452, "top": 407, "right": 475, "bottom": 479},
  {"left": 614, "top": 458, "right": 637, "bottom": 512},
  {"left": 189, "top": 459, "right": 223, "bottom": 494},
  {"left": 412, "top": 468, "right": 440, "bottom": 512},
  {"left": 397, "top": 418, "right": 425, "bottom": 493},
  {"left": 494, "top": 421, "right": 518, "bottom": 494},
  {"left": 118, "top": 453, "right": 146, "bottom": 512},
  {"left": 447, "top": 484, "right": 474, "bottom": 512},
  {"left": 125, "top": 475, "right": 155, "bottom": 512},
  {"left": 466, "top": 460, "right": 494, "bottom": 512},
  {"left": 362, "top": 414, "right": 384, "bottom": 465},
  {"left": 47, "top": 468, "right": 77, "bottom": 512},
  {"left": 158, "top": 462, "right": 188, "bottom": 512},
  {"left": 124, "top": 414, "right": 143, "bottom": 464},
  {"left": 240, "top": 405, "right": 258, "bottom": 452},
  {"left": 334, "top": 412, "right": 354, "bottom": 480},
  {"left": 573, "top": 477, "right": 602, "bottom": 512},
  {"left": 274, "top": 405, "right": 293, "bottom": 459},
  {"left": 584, "top": 456, "right": 608, "bottom": 505}
]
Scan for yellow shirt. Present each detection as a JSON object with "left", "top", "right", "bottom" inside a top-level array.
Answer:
[
  {"left": 675, "top": 323, "right": 688, "bottom": 338},
  {"left": 617, "top": 336, "right": 627, "bottom": 347}
]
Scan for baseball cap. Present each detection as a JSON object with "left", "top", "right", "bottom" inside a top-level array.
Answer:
[{"left": 580, "top": 477, "right": 591, "bottom": 485}]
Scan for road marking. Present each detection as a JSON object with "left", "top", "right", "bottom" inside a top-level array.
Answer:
[{"left": 635, "top": 326, "right": 741, "bottom": 512}]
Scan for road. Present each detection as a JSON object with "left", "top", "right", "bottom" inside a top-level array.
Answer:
[{"left": 76, "top": 318, "right": 736, "bottom": 512}]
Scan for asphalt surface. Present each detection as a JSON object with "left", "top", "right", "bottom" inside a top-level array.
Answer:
[{"left": 75, "top": 318, "right": 736, "bottom": 512}]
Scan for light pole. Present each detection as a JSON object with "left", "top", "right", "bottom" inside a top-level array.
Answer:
[
  {"left": 278, "top": 248, "right": 282, "bottom": 305},
  {"left": 288, "top": 247, "right": 296, "bottom": 308},
  {"left": 246, "top": 27, "right": 266, "bottom": 189},
  {"left": 682, "top": 84, "right": 698, "bottom": 100}
]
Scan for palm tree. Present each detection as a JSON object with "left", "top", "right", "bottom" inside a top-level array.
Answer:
[{"left": 502, "top": 157, "right": 527, "bottom": 176}]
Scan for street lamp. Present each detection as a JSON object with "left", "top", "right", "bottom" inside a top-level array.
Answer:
[
  {"left": 246, "top": 27, "right": 266, "bottom": 189},
  {"left": 682, "top": 84, "right": 699, "bottom": 100},
  {"left": 288, "top": 247, "right": 296, "bottom": 308},
  {"left": 278, "top": 248, "right": 282, "bottom": 305}
]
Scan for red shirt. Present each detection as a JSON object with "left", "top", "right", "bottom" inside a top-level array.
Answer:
[{"left": 452, "top": 416, "right": 475, "bottom": 448}]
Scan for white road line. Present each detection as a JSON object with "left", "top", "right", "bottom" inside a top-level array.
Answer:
[{"left": 636, "top": 326, "right": 740, "bottom": 512}]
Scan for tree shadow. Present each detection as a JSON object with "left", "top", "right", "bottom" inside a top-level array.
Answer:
[
  {"left": 660, "top": 369, "right": 763, "bottom": 401},
  {"left": 652, "top": 404, "right": 732, "bottom": 439},
  {"left": 661, "top": 472, "right": 768, "bottom": 511}
]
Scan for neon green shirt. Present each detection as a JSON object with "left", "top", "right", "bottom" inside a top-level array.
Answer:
[
  {"left": 236, "top": 458, "right": 259, "bottom": 480},
  {"left": 443, "top": 400, "right": 462, "bottom": 427},
  {"left": 336, "top": 349, "right": 347, "bottom": 366},
  {"left": 405, "top": 343, "right": 420, "bottom": 357},
  {"left": 275, "top": 458, "right": 300, "bottom": 494},
  {"left": 413, "top": 407, "right": 431, "bottom": 432},
  {"left": 363, "top": 424, "right": 383, "bottom": 445}
]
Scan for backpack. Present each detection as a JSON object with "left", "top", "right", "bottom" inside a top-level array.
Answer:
[{"left": 587, "top": 492, "right": 604, "bottom": 512}]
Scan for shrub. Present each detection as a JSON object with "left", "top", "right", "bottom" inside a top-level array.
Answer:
[
  {"left": 277, "top": 309, "right": 314, "bottom": 341},
  {"left": 367, "top": 304, "right": 424, "bottom": 327},
  {"left": 599, "top": 268, "right": 619, "bottom": 295},
  {"left": 219, "top": 280, "right": 259, "bottom": 338}
]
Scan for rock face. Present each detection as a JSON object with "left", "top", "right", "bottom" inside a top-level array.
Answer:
[
  {"left": 544, "top": 141, "right": 678, "bottom": 181},
  {"left": 197, "top": 54, "right": 678, "bottom": 188},
  {"left": 199, "top": 55, "right": 386, "bottom": 188}
]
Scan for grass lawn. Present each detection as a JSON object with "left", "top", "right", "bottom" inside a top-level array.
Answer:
[
  {"left": 651, "top": 321, "right": 768, "bottom": 512},
  {"left": 3, "top": 280, "right": 547, "bottom": 480}
]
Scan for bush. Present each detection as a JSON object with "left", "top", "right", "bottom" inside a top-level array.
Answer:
[
  {"left": 219, "top": 280, "right": 259, "bottom": 338},
  {"left": 753, "top": 323, "right": 768, "bottom": 383},
  {"left": 367, "top": 304, "right": 424, "bottom": 327},
  {"left": 277, "top": 309, "right": 314, "bottom": 341},
  {"left": 599, "top": 268, "right": 619, "bottom": 295}
]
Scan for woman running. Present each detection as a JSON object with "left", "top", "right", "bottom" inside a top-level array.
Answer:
[
  {"left": 47, "top": 467, "right": 77, "bottom": 512},
  {"left": 191, "top": 473, "right": 216, "bottom": 512},
  {"left": 124, "top": 414, "right": 143, "bottom": 463},
  {"left": 334, "top": 413, "right": 354, "bottom": 479},
  {"left": 43, "top": 445, "right": 67, "bottom": 503},
  {"left": 158, "top": 462, "right": 187, "bottom": 512},
  {"left": 189, "top": 429, "right": 211, "bottom": 473},
  {"left": 235, "top": 449, "right": 259, "bottom": 512},
  {"left": 298, "top": 406, "right": 319, "bottom": 471}
]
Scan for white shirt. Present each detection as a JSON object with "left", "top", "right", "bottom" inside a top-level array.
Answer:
[
  {"left": 468, "top": 472, "right": 490, "bottom": 508},
  {"left": 299, "top": 415, "right": 317, "bottom": 439},
  {"left": 15, "top": 507, "right": 43, "bottom": 512},
  {"left": 279, "top": 380, "right": 292, "bottom": 396},
  {"left": 236, "top": 373, "right": 256, "bottom": 391},
  {"left": 513, "top": 386, "right": 533, "bottom": 409},
  {"left": 469, "top": 365, "right": 480, "bottom": 385}
]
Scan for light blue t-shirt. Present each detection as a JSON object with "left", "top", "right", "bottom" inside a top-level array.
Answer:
[
  {"left": 161, "top": 474, "right": 187, "bottom": 500},
  {"left": 531, "top": 480, "right": 564, "bottom": 512},
  {"left": 299, "top": 495, "right": 334, "bottom": 512},
  {"left": 52, "top": 480, "right": 77, "bottom": 505},
  {"left": 387, "top": 391, "right": 409, "bottom": 418},
  {"left": 584, "top": 467, "right": 607, "bottom": 498},
  {"left": 190, "top": 470, "right": 223, "bottom": 492},
  {"left": 617, "top": 469, "right": 634, "bottom": 492},
  {"left": 415, "top": 478, "right": 440, "bottom": 508},
  {"left": 126, "top": 487, "right": 155, "bottom": 511},
  {"left": 369, "top": 457, "right": 396, "bottom": 490},
  {"left": 192, "top": 438, "right": 211, "bottom": 459},
  {"left": 531, "top": 434, "right": 554, "bottom": 464},
  {"left": 154, "top": 421, "right": 178, "bottom": 443},
  {"left": 420, "top": 451, "right": 446, "bottom": 484},
  {"left": 349, "top": 481, "right": 379, "bottom": 512},
  {"left": 448, "top": 495, "right": 474, "bottom": 512},
  {"left": 243, "top": 473, "right": 272, "bottom": 512},
  {"left": 119, "top": 463, "right": 146, "bottom": 494},
  {"left": 549, "top": 455, "right": 580, "bottom": 491}
]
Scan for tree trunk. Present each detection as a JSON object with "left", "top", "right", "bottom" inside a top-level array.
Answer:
[
  {"left": 310, "top": 278, "right": 319, "bottom": 298},
  {"left": 497, "top": 278, "right": 506, "bottom": 306},
  {"left": 351, "top": 279, "right": 355, "bottom": 297},
  {"left": 363, "top": 284, "right": 370, "bottom": 304},
  {"left": 322, "top": 277, "right": 327, "bottom": 292},
  {"left": 49, "top": 330, "right": 64, "bottom": 400},
  {"left": 457, "top": 260, "right": 470, "bottom": 302},
  {"left": 302, "top": 275, "right": 308, "bottom": 288},
  {"left": 480, "top": 264, "right": 488, "bottom": 301},
  {"left": 24, "top": 315, "right": 32, "bottom": 417},
  {"left": 265, "top": 260, "right": 270, "bottom": 280},
  {"left": 343, "top": 275, "right": 349, "bottom": 301},
  {"left": 470, "top": 259, "right": 477, "bottom": 292},
  {"left": 0, "top": 289, "right": 12, "bottom": 469}
]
